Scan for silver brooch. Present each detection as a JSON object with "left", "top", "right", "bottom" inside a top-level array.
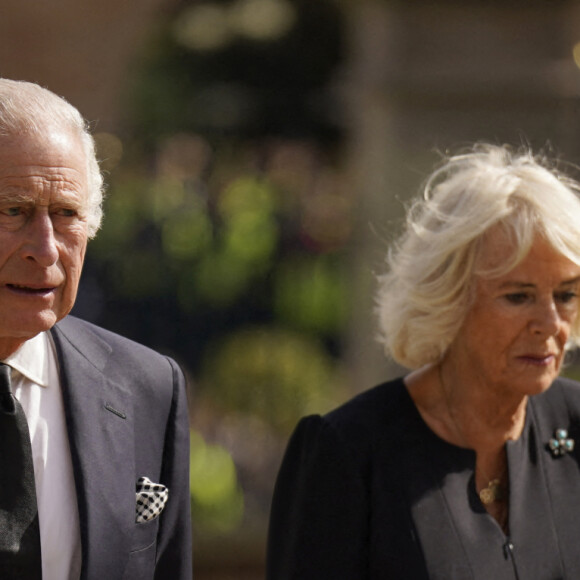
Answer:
[{"left": 548, "top": 428, "right": 575, "bottom": 457}]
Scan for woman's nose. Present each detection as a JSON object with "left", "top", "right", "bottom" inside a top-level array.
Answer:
[{"left": 530, "top": 299, "right": 561, "bottom": 336}]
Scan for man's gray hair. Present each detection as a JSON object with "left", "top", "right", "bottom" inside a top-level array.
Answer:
[{"left": 0, "top": 78, "right": 104, "bottom": 237}]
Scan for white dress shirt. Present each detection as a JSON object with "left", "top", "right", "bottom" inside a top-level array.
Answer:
[{"left": 4, "top": 332, "right": 82, "bottom": 580}]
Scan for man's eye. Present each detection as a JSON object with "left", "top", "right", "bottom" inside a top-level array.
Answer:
[
  {"left": 55, "top": 208, "right": 78, "bottom": 217},
  {"left": 1, "top": 207, "right": 22, "bottom": 216}
]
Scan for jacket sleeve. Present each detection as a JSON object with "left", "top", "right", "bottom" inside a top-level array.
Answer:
[
  {"left": 266, "top": 415, "right": 369, "bottom": 580},
  {"left": 154, "top": 357, "right": 193, "bottom": 580}
]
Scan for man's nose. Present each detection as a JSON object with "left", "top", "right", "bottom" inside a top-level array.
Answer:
[{"left": 21, "top": 212, "right": 59, "bottom": 267}]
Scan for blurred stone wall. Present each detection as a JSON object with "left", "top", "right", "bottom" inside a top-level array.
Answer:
[{"left": 0, "top": 0, "right": 174, "bottom": 130}]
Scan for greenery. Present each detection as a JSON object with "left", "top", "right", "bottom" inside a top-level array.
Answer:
[{"left": 84, "top": 0, "right": 350, "bottom": 537}]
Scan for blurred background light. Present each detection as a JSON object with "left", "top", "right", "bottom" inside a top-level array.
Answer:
[
  {"left": 190, "top": 431, "right": 245, "bottom": 533},
  {"left": 157, "top": 133, "right": 213, "bottom": 181},
  {"left": 162, "top": 207, "right": 213, "bottom": 260},
  {"left": 229, "top": 0, "right": 296, "bottom": 42},
  {"left": 173, "top": 4, "right": 233, "bottom": 52}
]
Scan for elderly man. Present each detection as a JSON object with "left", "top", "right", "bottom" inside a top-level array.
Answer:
[{"left": 0, "top": 79, "right": 192, "bottom": 579}]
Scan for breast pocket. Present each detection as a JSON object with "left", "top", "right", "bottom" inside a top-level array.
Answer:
[
  {"left": 122, "top": 519, "right": 160, "bottom": 580},
  {"left": 131, "top": 517, "right": 159, "bottom": 553}
]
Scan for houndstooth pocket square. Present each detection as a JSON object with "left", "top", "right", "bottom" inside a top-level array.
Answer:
[{"left": 136, "top": 476, "right": 169, "bottom": 523}]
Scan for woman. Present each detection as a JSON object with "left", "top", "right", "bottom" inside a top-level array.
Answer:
[{"left": 267, "top": 144, "right": 580, "bottom": 579}]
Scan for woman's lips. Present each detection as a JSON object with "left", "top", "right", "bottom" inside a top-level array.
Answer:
[{"left": 517, "top": 353, "right": 556, "bottom": 366}]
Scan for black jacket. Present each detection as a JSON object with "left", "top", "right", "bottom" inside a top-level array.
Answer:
[{"left": 268, "top": 376, "right": 580, "bottom": 579}]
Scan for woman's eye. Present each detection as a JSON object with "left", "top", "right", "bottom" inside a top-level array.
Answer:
[
  {"left": 505, "top": 293, "right": 529, "bottom": 304},
  {"left": 555, "top": 291, "right": 578, "bottom": 304}
]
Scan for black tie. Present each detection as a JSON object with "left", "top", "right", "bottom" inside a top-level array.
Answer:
[{"left": 0, "top": 363, "right": 42, "bottom": 578}]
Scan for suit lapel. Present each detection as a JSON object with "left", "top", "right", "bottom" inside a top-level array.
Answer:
[{"left": 51, "top": 320, "right": 135, "bottom": 580}]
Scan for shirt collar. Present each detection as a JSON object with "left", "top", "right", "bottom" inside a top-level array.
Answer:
[{"left": 3, "top": 332, "right": 52, "bottom": 387}]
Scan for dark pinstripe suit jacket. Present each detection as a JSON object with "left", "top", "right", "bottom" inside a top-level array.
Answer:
[{"left": 51, "top": 316, "right": 192, "bottom": 580}]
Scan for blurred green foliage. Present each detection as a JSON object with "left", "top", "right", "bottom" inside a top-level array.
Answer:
[
  {"left": 81, "top": 0, "right": 349, "bottom": 536},
  {"left": 190, "top": 431, "right": 245, "bottom": 532},
  {"left": 202, "top": 326, "right": 339, "bottom": 433}
]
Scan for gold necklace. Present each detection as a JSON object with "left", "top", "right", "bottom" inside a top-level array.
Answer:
[
  {"left": 438, "top": 364, "right": 507, "bottom": 505},
  {"left": 478, "top": 478, "right": 504, "bottom": 505}
]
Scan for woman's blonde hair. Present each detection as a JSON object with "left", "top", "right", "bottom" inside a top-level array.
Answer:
[{"left": 376, "top": 143, "right": 580, "bottom": 369}]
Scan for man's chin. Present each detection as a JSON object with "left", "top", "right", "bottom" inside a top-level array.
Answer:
[{"left": 3, "top": 312, "right": 59, "bottom": 338}]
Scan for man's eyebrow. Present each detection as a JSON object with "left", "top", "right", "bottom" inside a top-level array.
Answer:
[
  {"left": 0, "top": 191, "right": 33, "bottom": 203},
  {"left": 0, "top": 187, "right": 85, "bottom": 202}
]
